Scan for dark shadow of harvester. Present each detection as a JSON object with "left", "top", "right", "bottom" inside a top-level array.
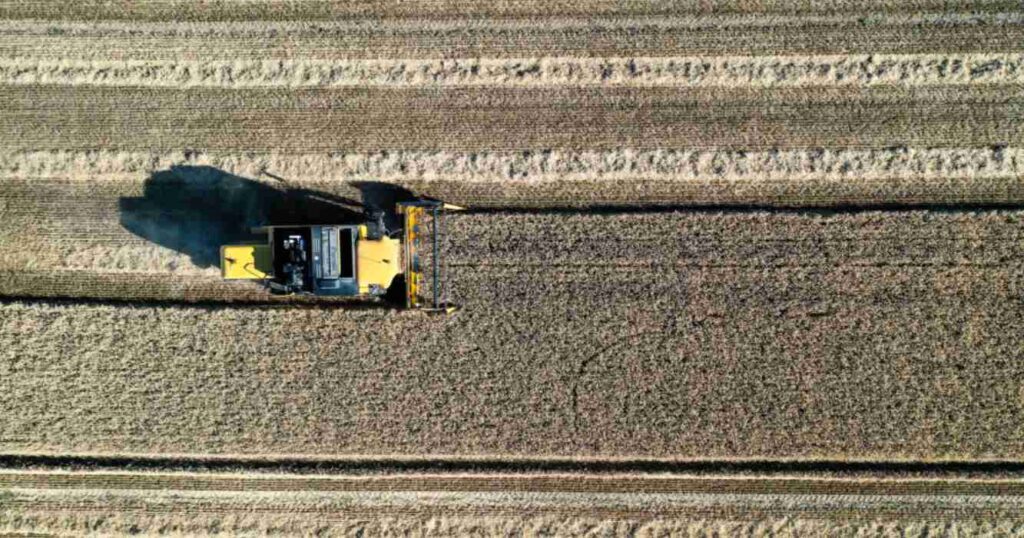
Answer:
[
  {"left": 119, "top": 166, "right": 458, "bottom": 311},
  {"left": 351, "top": 180, "right": 418, "bottom": 232},
  {"left": 119, "top": 166, "right": 365, "bottom": 267}
]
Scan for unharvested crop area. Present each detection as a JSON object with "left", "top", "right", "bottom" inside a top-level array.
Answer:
[
  {"left": 2, "top": 0, "right": 1024, "bottom": 533},
  {"left": 4, "top": 206, "right": 1024, "bottom": 459}
]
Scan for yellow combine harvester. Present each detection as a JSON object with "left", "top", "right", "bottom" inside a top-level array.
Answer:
[{"left": 221, "top": 200, "right": 459, "bottom": 311}]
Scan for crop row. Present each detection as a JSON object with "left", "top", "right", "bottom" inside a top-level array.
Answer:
[
  {"left": 1, "top": 54, "right": 1020, "bottom": 89},
  {"left": 2, "top": 146, "right": 1018, "bottom": 184}
]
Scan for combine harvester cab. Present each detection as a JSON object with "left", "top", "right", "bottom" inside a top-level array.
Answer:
[{"left": 220, "top": 199, "right": 461, "bottom": 312}]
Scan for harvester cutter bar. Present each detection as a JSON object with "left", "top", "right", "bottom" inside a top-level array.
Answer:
[{"left": 399, "top": 200, "right": 460, "bottom": 312}]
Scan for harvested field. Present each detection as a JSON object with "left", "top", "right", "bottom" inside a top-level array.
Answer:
[
  {"left": 4, "top": 86, "right": 1016, "bottom": 155},
  {"left": 0, "top": 5, "right": 1021, "bottom": 207},
  {"left": 3, "top": 0, "right": 1024, "bottom": 533},
  {"left": 4, "top": 470, "right": 1024, "bottom": 536}
]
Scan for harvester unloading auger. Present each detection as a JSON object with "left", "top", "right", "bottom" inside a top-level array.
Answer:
[{"left": 220, "top": 199, "right": 462, "bottom": 312}]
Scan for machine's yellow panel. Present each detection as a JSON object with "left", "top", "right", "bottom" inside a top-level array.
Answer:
[
  {"left": 357, "top": 237, "right": 401, "bottom": 292},
  {"left": 221, "top": 244, "right": 272, "bottom": 280}
]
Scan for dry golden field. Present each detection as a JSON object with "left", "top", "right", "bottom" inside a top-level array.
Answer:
[
  {"left": 4, "top": 208, "right": 1024, "bottom": 459},
  {"left": 2, "top": 0, "right": 1024, "bottom": 534}
]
